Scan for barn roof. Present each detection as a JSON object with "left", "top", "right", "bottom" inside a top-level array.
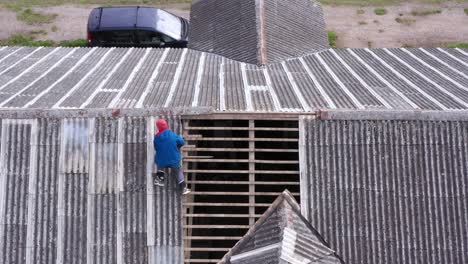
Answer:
[
  {"left": 219, "top": 190, "right": 343, "bottom": 264},
  {"left": 188, "top": 0, "right": 329, "bottom": 65},
  {"left": 0, "top": 46, "right": 467, "bottom": 112}
]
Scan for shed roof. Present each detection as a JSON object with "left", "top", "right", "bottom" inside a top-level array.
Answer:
[
  {"left": 188, "top": 0, "right": 329, "bottom": 65},
  {"left": 299, "top": 114, "right": 468, "bottom": 263},
  {"left": 220, "top": 190, "right": 343, "bottom": 264},
  {"left": 0, "top": 46, "right": 467, "bottom": 112}
]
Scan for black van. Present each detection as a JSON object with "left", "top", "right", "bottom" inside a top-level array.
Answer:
[{"left": 87, "top": 6, "right": 189, "bottom": 48}]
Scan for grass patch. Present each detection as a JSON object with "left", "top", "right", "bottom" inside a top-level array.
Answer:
[
  {"left": 464, "top": 8, "right": 468, "bottom": 15},
  {"left": 59, "top": 39, "right": 88, "bottom": 47},
  {"left": 2, "top": 0, "right": 468, "bottom": 8},
  {"left": 1, "top": 0, "right": 192, "bottom": 8},
  {"left": 358, "top": 21, "right": 368, "bottom": 25},
  {"left": 356, "top": 9, "right": 365, "bottom": 15},
  {"left": 374, "top": 8, "right": 387, "bottom": 15},
  {"left": 0, "top": 35, "right": 87, "bottom": 47},
  {"left": 328, "top": 31, "right": 338, "bottom": 48},
  {"left": 51, "top": 25, "right": 58, "bottom": 32},
  {"left": 18, "top": 8, "right": 57, "bottom": 25},
  {"left": 447, "top": 43, "right": 468, "bottom": 48},
  {"left": 317, "top": 0, "right": 468, "bottom": 5},
  {"left": 411, "top": 9, "right": 442, "bottom": 16},
  {"left": 4, "top": 3, "right": 22, "bottom": 12},
  {"left": 0, "top": 34, "right": 54, "bottom": 47},
  {"left": 395, "top": 17, "right": 416, "bottom": 25},
  {"left": 29, "top": 29, "right": 48, "bottom": 36}
]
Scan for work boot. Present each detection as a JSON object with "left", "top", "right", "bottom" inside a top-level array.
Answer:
[
  {"left": 182, "top": 187, "right": 191, "bottom": 195},
  {"left": 154, "top": 170, "right": 165, "bottom": 187}
]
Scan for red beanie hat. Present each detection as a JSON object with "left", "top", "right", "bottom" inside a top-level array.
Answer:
[{"left": 156, "top": 119, "right": 169, "bottom": 136}]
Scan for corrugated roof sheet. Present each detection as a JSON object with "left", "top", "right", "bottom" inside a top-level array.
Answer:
[
  {"left": 188, "top": 0, "right": 328, "bottom": 65},
  {"left": 299, "top": 115, "right": 468, "bottom": 264},
  {"left": 0, "top": 47, "right": 467, "bottom": 112},
  {"left": 220, "top": 190, "right": 342, "bottom": 264},
  {"left": 0, "top": 114, "right": 184, "bottom": 264}
]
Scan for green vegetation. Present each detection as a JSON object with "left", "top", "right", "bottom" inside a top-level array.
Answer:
[
  {"left": 328, "top": 31, "right": 338, "bottom": 48},
  {"left": 0, "top": 34, "right": 87, "bottom": 47},
  {"left": 29, "top": 29, "right": 48, "bottom": 36},
  {"left": 0, "top": 35, "right": 54, "bottom": 47},
  {"left": 358, "top": 21, "right": 368, "bottom": 25},
  {"left": 447, "top": 43, "right": 468, "bottom": 48},
  {"left": 17, "top": 8, "right": 57, "bottom": 25},
  {"left": 464, "top": 8, "right": 468, "bottom": 15},
  {"left": 59, "top": 39, "right": 88, "bottom": 47},
  {"left": 395, "top": 17, "right": 415, "bottom": 25},
  {"left": 51, "top": 25, "right": 59, "bottom": 32},
  {"left": 4, "top": 3, "right": 22, "bottom": 12},
  {"left": 319, "top": 0, "right": 468, "bottom": 5},
  {"left": 356, "top": 9, "right": 365, "bottom": 15},
  {"left": 1, "top": 0, "right": 192, "bottom": 8},
  {"left": 374, "top": 8, "right": 387, "bottom": 15},
  {"left": 2, "top": 0, "right": 468, "bottom": 8},
  {"left": 411, "top": 9, "right": 442, "bottom": 16}
]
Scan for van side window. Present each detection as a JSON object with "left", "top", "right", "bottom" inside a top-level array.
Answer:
[
  {"left": 161, "top": 34, "right": 175, "bottom": 43},
  {"left": 137, "top": 31, "right": 163, "bottom": 45},
  {"left": 96, "top": 31, "right": 135, "bottom": 44}
]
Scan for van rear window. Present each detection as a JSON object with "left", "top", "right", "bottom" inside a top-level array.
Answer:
[{"left": 95, "top": 31, "right": 135, "bottom": 44}]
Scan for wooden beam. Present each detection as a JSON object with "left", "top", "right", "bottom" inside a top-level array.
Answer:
[
  {"left": 183, "top": 202, "right": 271, "bottom": 207},
  {"left": 184, "top": 236, "right": 243, "bottom": 240},
  {"left": 184, "top": 248, "right": 231, "bottom": 251},
  {"left": 184, "top": 259, "right": 220, "bottom": 263},
  {"left": 185, "top": 126, "right": 299, "bottom": 131},
  {"left": 183, "top": 147, "right": 299, "bottom": 153},
  {"left": 182, "top": 112, "right": 308, "bottom": 120},
  {"left": 185, "top": 169, "right": 299, "bottom": 174},
  {"left": 184, "top": 158, "right": 299, "bottom": 164},
  {"left": 183, "top": 214, "right": 262, "bottom": 218},
  {"left": 249, "top": 120, "right": 255, "bottom": 226},
  {"left": 185, "top": 136, "right": 298, "bottom": 142},
  {"left": 188, "top": 191, "right": 300, "bottom": 196},
  {"left": 183, "top": 225, "right": 250, "bottom": 229},
  {"left": 186, "top": 180, "right": 299, "bottom": 185}
]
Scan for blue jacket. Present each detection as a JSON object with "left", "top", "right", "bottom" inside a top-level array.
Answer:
[{"left": 153, "top": 130, "right": 185, "bottom": 168}]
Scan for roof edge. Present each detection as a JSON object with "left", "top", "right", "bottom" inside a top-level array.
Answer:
[
  {"left": 316, "top": 109, "right": 468, "bottom": 121},
  {"left": 1, "top": 109, "right": 467, "bottom": 121},
  {"left": 219, "top": 190, "right": 296, "bottom": 264}
]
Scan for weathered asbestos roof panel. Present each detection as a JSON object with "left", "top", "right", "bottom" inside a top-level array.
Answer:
[
  {"left": 0, "top": 114, "right": 183, "bottom": 264},
  {"left": 220, "top": 191, "right": 342, "bottom": 264},
  {"left": 263, "top": 0, "right": 329, "bottom": 64},
  {"left": 299, "top": 116, "right": 468, "bottom": 264},
  {"left": 189, "top": 0, "right": 259, "bottom": 65},
  {"left": 0, "top": 47, "right": 467, "bottom": 112},
  {"left": 188, "top": 0, "right": 328, "bottom": 65},
  {"left": 0, "top": 119, "right": 32, "bottom": 264}
]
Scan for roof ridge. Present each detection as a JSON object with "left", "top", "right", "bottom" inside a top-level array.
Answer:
[{"left": 219, "top": 190, "right": 344, "bottom": 263}]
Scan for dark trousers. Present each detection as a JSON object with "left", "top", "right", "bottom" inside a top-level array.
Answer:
[{"left": 157, "top": 164, "right": 186, "bottom": 190}]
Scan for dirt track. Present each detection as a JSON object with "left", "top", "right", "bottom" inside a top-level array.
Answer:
[{"left": 1, "top": 2, "right": 467, "bottom": 48}]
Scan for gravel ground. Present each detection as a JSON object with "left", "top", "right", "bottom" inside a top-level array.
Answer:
[{"left": 0, "top": 2, "right": 467, "bottom": 48}]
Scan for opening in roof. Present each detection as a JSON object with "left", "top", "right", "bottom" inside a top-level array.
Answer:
[{"left": 181, "top": 118, "right": 300, "bottom": 264}]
